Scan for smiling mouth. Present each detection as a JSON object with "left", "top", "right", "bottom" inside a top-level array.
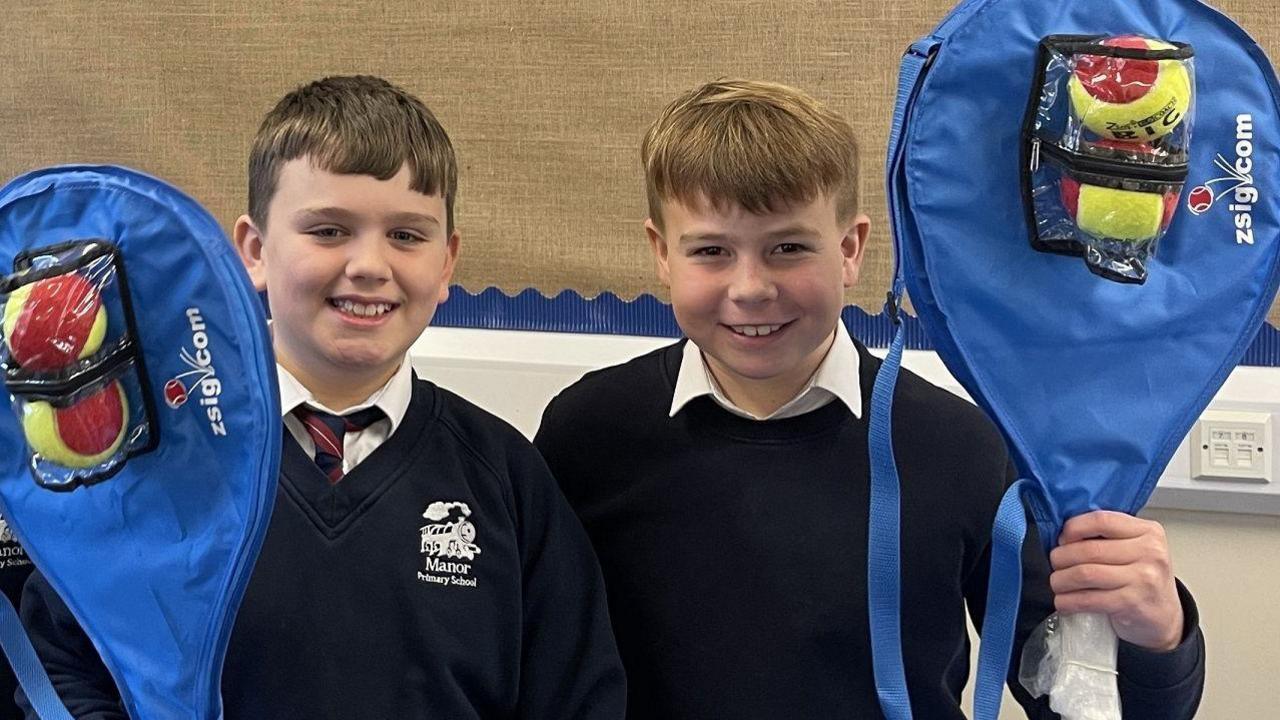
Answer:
[
  {"left": 328, "top": 298, "right": 399, "bottom": 318},
  {"left": 726, "top": 322, "right": 789, "bottom": 337}
]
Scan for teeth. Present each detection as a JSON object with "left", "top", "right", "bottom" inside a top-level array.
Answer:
[
  {"left": 334, "top": 299, "right": 393, "bottom": 317},
  {"left": 731, "top": 324, "right": 783, "bottom": 337}
]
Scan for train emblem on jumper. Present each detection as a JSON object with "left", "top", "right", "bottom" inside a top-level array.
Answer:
[{"left": 419, "top": 501, "right": 482, "bottom": 561}]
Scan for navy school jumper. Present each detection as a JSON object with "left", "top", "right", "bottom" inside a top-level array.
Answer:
[
  {"left": 19, "top": 377, "right": 626, "bottom": 720},
  {"left": 534, "top": 340, "right": 1205, "bottom": 720}
]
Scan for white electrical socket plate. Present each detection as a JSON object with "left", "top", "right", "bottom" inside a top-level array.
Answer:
[{"left": 1190, "top": 410, "right": 1272, "bottom": 483}]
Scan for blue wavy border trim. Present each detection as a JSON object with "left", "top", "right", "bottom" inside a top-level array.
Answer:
[{"left": 433, "top": 286, "right": 1280, "bottom": 367}]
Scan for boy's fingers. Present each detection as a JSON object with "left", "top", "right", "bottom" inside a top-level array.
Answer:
[
  {"left": 1058, "top": 510, "right": 1151, "bottom": 544},
  {"left": 1049, "top": 536, "right": 1148, "bottom": 570},
  {"left": 1053, "top": 588, "right": 1133, "bottom": 616},
  {"left": 1048, "top": 563, "right": 1131, "bottom": 595}
]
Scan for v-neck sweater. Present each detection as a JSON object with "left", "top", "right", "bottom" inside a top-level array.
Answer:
[
  {"left": 20, "top": 378, "right": 626, "bottom": 720},
  {"left": 534, "top": 340, "right": 1205, "bottom": 720}
]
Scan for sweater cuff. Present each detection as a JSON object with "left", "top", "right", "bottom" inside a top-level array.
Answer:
[{"left": 1116, "top": 578, "right": 1203, "bottom": 689}]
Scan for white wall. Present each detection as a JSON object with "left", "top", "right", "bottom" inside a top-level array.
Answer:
[{"left": 410, "top": 326, "right": 1280, "bottom": 719}]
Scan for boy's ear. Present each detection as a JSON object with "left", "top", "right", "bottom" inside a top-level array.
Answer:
[
  {"left": 436, "top": 230, "right": 461, "bottom": 305},
  {"left": 841, "top": 213, "right": 871, "bottom": 289},
  {"left": 645, "top": 218, "right": 672, "bottom": 287},
  {"left": 232, "top": 214, "right": 268, "bottom": 292}
]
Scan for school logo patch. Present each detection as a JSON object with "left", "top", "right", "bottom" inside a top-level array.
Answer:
[
  {"left": 0, "top": 515, "right": 31, "bottom": 569},
  {"left": 417, "top": 501, "right": 481, "bottom": 588}
]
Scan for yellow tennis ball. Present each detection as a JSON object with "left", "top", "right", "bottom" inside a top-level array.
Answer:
[
  {"left": 1061, "top": 177, "right": 1175, "bottom": 242},
  {"left": 3, "top": 274, "right": 108, "bottom": 370},
  {"left": 1068, "top": 36, "right": 1191, "bottom": 142},
  {"left": 22, "top": 381, "right": 128, "bottom": 468}
]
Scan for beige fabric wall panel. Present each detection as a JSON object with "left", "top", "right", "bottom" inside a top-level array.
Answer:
[{"left": 2, "top": 1, "right": 1277, "bottom": 320}]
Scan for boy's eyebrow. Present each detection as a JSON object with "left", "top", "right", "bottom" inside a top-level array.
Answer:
[
  {"left": 677, "top": 226, "right": 821, "bottom": 245},
  {"left": 678, "top": 232, "right": 731, "bottom": 245},
  {"left": 385, "top": 211, "right": 442, "bottom": 228},
  {"left": 294, "top": 206, "right": 359, "bottom": 225},
  {"left": 762, "top": 225, "right": 822, "bottom": 240},
  {"left": 294, "top": 207, "right": 441, "bottom": 227}
]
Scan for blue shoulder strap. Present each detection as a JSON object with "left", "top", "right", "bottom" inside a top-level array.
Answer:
[
  {"left": 0, "top": 594, "right": 72, "bottom": 720},
  {"left": 866, "top": 1, "right": 996, "bottom": 711},
  {"left": 971, "top": 480, "right": 1031, "bottom": 720},
  {"left": 885, "top": 13, "right": 1039, "bottom": 718},
  {"left": 865, "top": 44, "right": 925, "bottom": 716},
  {"left": 867, "top": 316, "right": 910, "bottom": 720}
]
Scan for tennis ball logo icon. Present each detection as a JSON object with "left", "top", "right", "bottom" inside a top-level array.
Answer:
[
  {"left": 1069, "top": 36, "right": 1191, "bottom": 142},
  {"left": 3, "top": 274, "right": 107, "bottom": 370},
  {"left": 1187, "top": 185, "right": 1215, "bottom": 215},
  {"left": 21, "top": 382, "right": 129, "bottom": 468}
]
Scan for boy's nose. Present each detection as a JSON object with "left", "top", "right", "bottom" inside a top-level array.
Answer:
[
  {"left": 345, "top": 235, "right": 393, "bottom": 282},
  {"left": 726, "top": 261, "right": 778, "bottom": 304}
]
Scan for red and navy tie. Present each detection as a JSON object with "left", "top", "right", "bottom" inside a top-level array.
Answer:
[{"left": 293, "top": 405, "right": 385, "bottom": 483}]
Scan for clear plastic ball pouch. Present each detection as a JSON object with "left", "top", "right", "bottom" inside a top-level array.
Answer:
[
  {"left": 0, "top": 239, "right": 157, "bottom": 490},
  {"left": 1024, "top": 35, "right": 1197, "bottom": 283}
]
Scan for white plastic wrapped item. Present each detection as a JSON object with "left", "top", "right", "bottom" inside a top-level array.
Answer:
[{"left": 1019, "top": 611, "right": 1121, "bottom": 720}]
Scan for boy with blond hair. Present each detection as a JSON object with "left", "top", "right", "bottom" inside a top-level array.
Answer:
[
  {"left": 20, "top": 75, "right": 624, "bottom": 719},
  {"left": 534, "top": 79, "right": 1205, "bottom": 719}
]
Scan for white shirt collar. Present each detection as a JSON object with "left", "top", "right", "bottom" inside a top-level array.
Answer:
[
  {"left": 669, "top": 322, "right": 862, "bottom": 421},
  {"left": 277, "top": 358, "right": 414, "bottom": 435}
]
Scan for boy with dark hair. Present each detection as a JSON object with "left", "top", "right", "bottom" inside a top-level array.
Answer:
[
  {"left": 534, "top": 79, "right": 1205, "bottom": 719},
  {"left": 19, "top": 75, "right": 625, "bottom": 720}
]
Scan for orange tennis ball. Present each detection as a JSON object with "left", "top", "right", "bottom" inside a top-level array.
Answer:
[
  {"left": 21, "top": 381, "right": 129, "bottom": 468},
  {"left": 3, "top": 274, "right": 107, "bottom": 370}
]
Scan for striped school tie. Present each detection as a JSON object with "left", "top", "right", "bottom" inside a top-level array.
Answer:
[{"left": 292, "top": 405, "right": 385, "bottom": 483}]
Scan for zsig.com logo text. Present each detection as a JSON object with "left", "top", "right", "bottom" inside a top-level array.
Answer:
[
  {"left": 1187, "top": 114, "right": 1260, "bottom": 246},
  {"left": 163, "top": 307, "right": 228, "bottom": 437}
]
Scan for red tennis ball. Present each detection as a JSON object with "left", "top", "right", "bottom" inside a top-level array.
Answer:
[
  {"left": 1068, "top": 36, "right": 1192, "bottom": 142},
  {"left": 1074, "top": 36, "right": 1160, "bottom": 104},
  {"left": 21, "top": 381, "right": 129, "bottom": 468},
  {"left": 3, "top": 274, "right": 107, "bottom": 370}
]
